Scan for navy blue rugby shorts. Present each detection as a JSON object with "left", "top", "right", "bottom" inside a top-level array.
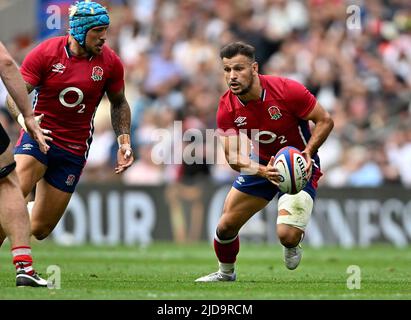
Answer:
[
  {"left": 232, "top": 153, "right": 322, "bottom": 201},
  {"left": 15, "top": 131, "right": 86, "bottom": 193}
]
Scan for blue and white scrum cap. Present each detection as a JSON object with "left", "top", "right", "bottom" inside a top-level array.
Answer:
[{"left": 69, "top": 0, "right": 110, "bottom": 47}]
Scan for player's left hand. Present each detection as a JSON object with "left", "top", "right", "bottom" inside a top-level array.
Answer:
[
  {"left": 301, "top": 150, "right": 313, "bottom": 181},
  {"left": 115, "top": 143, "right": 134, "bottom": 174}
]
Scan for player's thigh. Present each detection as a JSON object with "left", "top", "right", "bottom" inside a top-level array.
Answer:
[
  {"left": 30, "top": 179, "right": 73, "bottom": 234},
  {"left": 15, "top": 154, "right": 47, "bottom": 197},
  {"left": 220, "top": 187, "right": 269, "bottom": 231}
]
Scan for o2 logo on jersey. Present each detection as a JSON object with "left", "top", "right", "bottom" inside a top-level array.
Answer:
[
  {"left": 59, "top": 87, "right": 86, "bottom": 113},
  {"left": 253, "top": 130, "right": 287, "bottom": 144}
]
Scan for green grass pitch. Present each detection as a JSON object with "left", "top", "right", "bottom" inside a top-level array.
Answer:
[{"left": 1, "top": 242, "right": 410, "bottom": 300}]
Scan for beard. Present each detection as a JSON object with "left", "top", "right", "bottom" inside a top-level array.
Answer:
[
  {"left": 230, "top": 71, "right": 254, "bottom": 96},
  {"left": 84, "top": 44, "right": 95, "bottom": 55},
  {"left": 237, "top": 79, "right": 253, "bottom": 96},
  {"left": 85, "top": 42, "right": 103, "bottom": 56}
]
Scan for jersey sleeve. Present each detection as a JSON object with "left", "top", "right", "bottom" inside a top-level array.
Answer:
[
  {"left": 106, "top": 52, "right": 125, "bottom": 93},
  {"left": 216, "top": 99, "right": 238, "bottom": 136},
  {"left": 283, "top": 78, "right": 317, "bottom": 119},
  {"left": 20, "top": 43, "right": 45, "bottom": 87}
]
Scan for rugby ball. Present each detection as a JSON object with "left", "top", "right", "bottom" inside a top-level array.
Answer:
[{"left": 274, "top": 146, "right": 310, "bottom": 194}]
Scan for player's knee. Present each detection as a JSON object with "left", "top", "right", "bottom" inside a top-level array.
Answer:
[
  {"left": 277, "top": 225, "right": 302, "bottom": 248},
  {"left": 278, "top": 234, "right": 300, "bottom": 248},
  {"left": 31, "top": 225, "right": 52, "bottom": 240},
  {"left": 277, "top": 191, "right": 313, "bottom": 231},
  {"left": 216, "top": 223, "right": 238, "bottom": 240},
  {"left": 32, "top": 230, "right": 49, "bottom": 241},
  {"left": 217, "top": 214, "right": 241, "bottom": 239}
]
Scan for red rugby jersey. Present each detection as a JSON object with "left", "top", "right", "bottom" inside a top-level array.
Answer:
[
  {"left": 20, "top": 35, "right": 124, "bottom": 157},
  {"left": 217, "top": 75, "right": 317, "bottom": 162}
]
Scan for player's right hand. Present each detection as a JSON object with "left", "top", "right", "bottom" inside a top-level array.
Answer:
[
  {"left": 24, "top": 114, "right": 51, "bottom": 154},
  {"left": 115, "top": 143, "right": 134, "bottom": 174},
  {"left": 264, "top": 156, "right": 281, "bottom": 186}
]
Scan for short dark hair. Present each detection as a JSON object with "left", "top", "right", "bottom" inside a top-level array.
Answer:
[{"left": 220, "top": 42, "right": 255, "bottom": 61}]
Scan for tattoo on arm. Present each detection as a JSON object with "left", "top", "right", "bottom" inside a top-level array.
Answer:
[
  {"left": 6, "top": 82, "right": 35, "bottom": 119},
  {"left": 107, "top": 88, "right": 131, "bottom": 137}
]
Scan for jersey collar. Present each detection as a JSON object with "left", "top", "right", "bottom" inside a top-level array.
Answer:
[{"left": 64, "top": 36, "right": 94, "bottom": 61}]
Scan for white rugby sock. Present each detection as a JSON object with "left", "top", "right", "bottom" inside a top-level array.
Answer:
[{"left": 219, "top": 262, "right": 235, "bottom": 274}]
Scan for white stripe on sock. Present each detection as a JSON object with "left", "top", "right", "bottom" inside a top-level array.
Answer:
[
  {"left": 214, "top": 232, "right": 238, "bottom": 244},
  {"left": 12, "top": 248, "right": 31, "bottom": 257}
]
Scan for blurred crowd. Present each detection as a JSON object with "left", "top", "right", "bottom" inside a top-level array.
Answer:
[{"left": 1, "top": 0, "right": 410, "bottom": 189}]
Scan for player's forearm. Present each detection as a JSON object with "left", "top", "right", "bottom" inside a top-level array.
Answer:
[
  {"left": 1, "top": 59, "right": 32, "bottom": 119},
  {"left": 6, "top": 94, "right": 25, "bottom": 120},
  {"left": 304, "top": 117, "right": 334, "bottom": 157},
  {"left": 110, "top": 99, "right": 131, "bottom": 137},
  {"left": 226, "top": 153, "right": 266, "bottom": 176}
]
